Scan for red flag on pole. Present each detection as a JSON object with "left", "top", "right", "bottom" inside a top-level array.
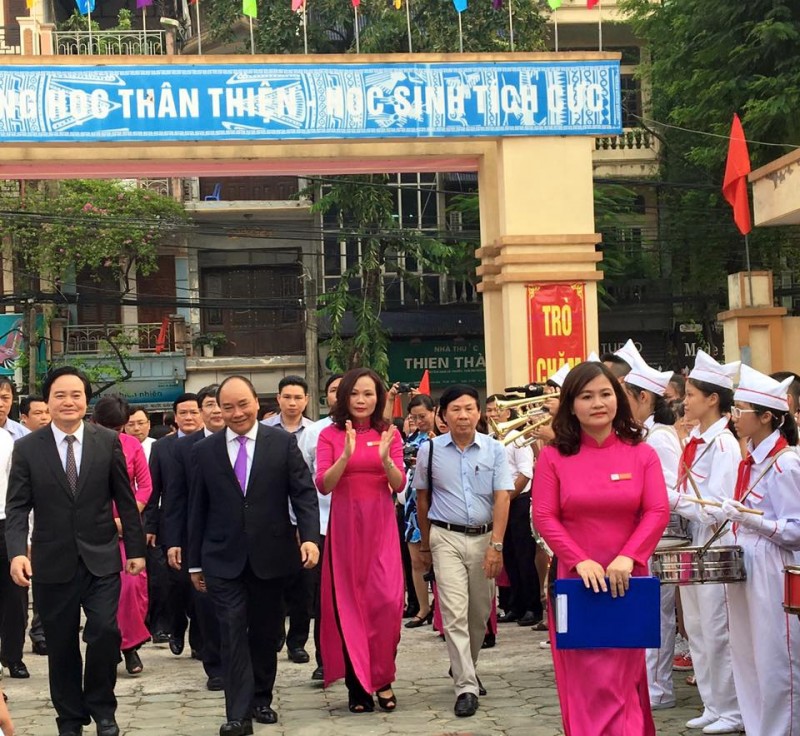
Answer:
[
  {"left": 418, "top": 370, "right": 431, "bottom": 396},
  {"left": 587, "top": 0, "right": 599, "bottom": 7},
  {"left": 392, "top": 394, "right": 404, "bottom": 419},
  {"left": 722, "top": 113, "right": 752, "bottom": 236},
  {"left": 155, "top": 316, "right": 169, "bottom": 354}
]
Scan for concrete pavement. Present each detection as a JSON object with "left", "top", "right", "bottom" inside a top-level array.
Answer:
[{"left": 5, "top": 619, "right": 704, "bottom": 735}]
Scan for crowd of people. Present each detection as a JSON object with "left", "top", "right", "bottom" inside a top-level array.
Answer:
[{"left": 0, "top": 344, "right": 796, "bottom": 735}]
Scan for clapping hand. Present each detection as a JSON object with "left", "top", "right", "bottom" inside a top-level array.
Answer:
[
  {"left": 342, "top": 420, "right": 357, "bottom": 460},
  {"left": 379, "top": 424, "right": 397, "bottom": 464}
]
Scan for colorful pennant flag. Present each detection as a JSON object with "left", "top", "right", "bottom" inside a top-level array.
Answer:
[
  {"left": 155, "top": 316, "right": 169, "bottom": 354},
  {"left": 722, "top": 113, "right": 752, "bottom": 236},
  {"left": 452, "top": 0, "right": 467, "bottom": 11},
  {"left": 392, "top": 394, "right": 404, "bottom": 420},
  {"left": 243, "top": 0, "right": 257, "bottom": 17},
  {"left": 393, "top": 0, "right": 402, "bottom": 7},
  {"left": 547, "top": 0, "right": 562, "bottom": 9},
  {"left": 587, "top": 0, "right": 599, "bottom": 7},
  {"left": 188, "top": 0, "right": 197, "bottom": 5},
  {"left": 352, "top": 0, "right": 359, "bottom": 6},
  {"left": 25, "top": 0, "right": 34, "bottom": 8},
  {"left": 291, "top": 0, "right": 304, "bottom": 10},
  {"left": 418, "top": 370, "right": 431, "bottom": 396},
  {"left": 75, "top": 0, "right": 95, "bottom": 14},
  {"left": 136, "top": 0, "right": 153, "bottom": 7},
  {"left": 491, "top": 0, "right": 502, "bottom": 8}
]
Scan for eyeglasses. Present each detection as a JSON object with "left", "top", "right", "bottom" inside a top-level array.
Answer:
[{"left": 731, "top": 407, "right": 757, "bottom": 419}]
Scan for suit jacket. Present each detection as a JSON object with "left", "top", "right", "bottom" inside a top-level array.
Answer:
[
  {"left": 5, "top": 422, "right": 146, "bottom": 584},
  {"left": 187, "top": 424, "right": 320, "bottom": 580},
  {"left": 143, "top": 432, "right": 181, "bottom": 541},
  {"left": 163, "top": 430, "right": 206, "bottom": 550}
]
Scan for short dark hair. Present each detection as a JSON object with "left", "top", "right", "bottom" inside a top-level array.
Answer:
[
  {"left": 172, "top": 393, "right": 199, "bottom": 413},
  {"left": 42, "top": 366, "right": 92, "bottom": 403},
  {"left": 485, "top": 394, "right": 505, "bottom": 405},
  {"left": 0, "top": 376, "right": 16, "bottom": 398},
  {"left": 278, "top": 375, "right": 308, "bottom": 394},
  {"left": 258, "top": 398, "right": 279, "bottom": 420},
  {"left": 217, "top": 375, "right": 259, "bottom": 402},
  {"left": 439, "top": 384, "right": 480, "bottom": 415},
  {"left": 325, "top": 373, "right": 343, "bottom": 392},
  {"left": 329, "top": 368, "right": 388, "bottom": 432},
  {"left": 20, "top": 395, "right": 44, "bottom": 416},
  {"left": 129, "top": 407, "right": 150, "bottom": 421},
  {"left": 197, "top": 384, "right": 220, "bottom": 408},
  {"left": 407, "top": 394, "right": 435, "bottom": 412},
  {"left": 552, "top": 362, "right": 642, "bottom": 456},
  {"left": 92, "top": 394, "right": 132, "bottom": 429},
  {"left": 600, "top": 354, "right": 632, "bottom": 378},
  {"left": 687, "top": 378, "right": 733, "bottom": 414}
]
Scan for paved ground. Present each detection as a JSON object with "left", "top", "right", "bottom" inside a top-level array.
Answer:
[{"left": 6, "top": 620, "right": 704, "bottom": 736}]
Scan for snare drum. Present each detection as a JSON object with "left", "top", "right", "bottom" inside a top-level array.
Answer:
[
  {"left": 655, "top": 512, "right": 691, "bottom": 551},
  {"left": 651, "top": 545, "right": 746, "bottom": 585},
  {"left": 784, "top": 566, "right": 800, "bottom": 614}
]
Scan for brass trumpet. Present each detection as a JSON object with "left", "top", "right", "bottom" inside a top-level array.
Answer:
[
  {"left": 501, "top": 415, "right": 553, "bottom": 448},
  {"left": 494, "top": 392, "right": 559, "bottom": 413}
]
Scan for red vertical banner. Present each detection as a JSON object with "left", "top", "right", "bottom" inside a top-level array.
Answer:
[{"left": 527, "top": 283, "right": 587, "bottom": 383}]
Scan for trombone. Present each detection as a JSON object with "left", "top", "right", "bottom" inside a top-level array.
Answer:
[{"left": 494, "top": 392, "right": 559, "bottom": 414}]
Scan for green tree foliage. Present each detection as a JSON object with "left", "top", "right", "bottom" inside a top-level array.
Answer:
[
  {"left": 307, "top": 175, "right": 455, "bottom": 377},
  {"left": 0, "top": 179, "right": 187, "bottom": 288},
  {"left": 204, "top": 0, "right": 547, "bottom": 55},
  {"left": 620, "top": 0, "right": 800, "bottom": 321}
]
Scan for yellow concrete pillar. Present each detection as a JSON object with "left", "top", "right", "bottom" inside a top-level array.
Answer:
[{"left": 478, "top": 137, "right": 602, "bottom": 392}]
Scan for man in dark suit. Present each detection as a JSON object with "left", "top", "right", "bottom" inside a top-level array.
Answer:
[
  {"left": 164, "top": 384, "right": 224, "bottom": 690},
  {"left": 188, "top": 376, "right": 320, "bottom": 736},
  {"left": 5, "top": 366, "right": 146, "bottom": 736},
  {"left": 143, "top": 393, "right": 202, "bottom": 655}
]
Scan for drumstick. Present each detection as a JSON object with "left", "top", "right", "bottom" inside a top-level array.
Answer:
[
  {"left": 680, "top": 496, "right": 764, "bottom": 516},
  {"left": 679, "top": 461, "right": 703, "bottom": 500}
]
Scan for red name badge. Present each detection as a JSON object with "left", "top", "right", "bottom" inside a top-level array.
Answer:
[{"left": 610, "top": 473, "right": 632, "bottom": 482}]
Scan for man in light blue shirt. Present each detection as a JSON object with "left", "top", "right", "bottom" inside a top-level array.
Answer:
[{"left": 413, "top": 384, "right": 512, "bottom": 719}]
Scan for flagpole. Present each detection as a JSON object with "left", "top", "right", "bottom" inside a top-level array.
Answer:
[
  {"left": 405, "top": 0, "right": 412, "bottom": 53},
  {"left": 195, "top": 1, "right": 202, "bottom": 54},
  {"left": 507, "top": 0, "right": 514, "bottom": 52},
  {"left": 744, "top": 234, "right": 754, "bottom": 306},
  {"left": 87, "top": 7, "right": 93, "bottom": 55},
  {"left": 354, "top": 4, "right": 360, "bottom": 54},
  {"left": 598, "top": 0, "right": 603, "bottom": 51},
  {"left": 457, "top": 11, "right": 463, "bottom": 53},
  {"left": 302, "top": 2, "right": 308, "bottom": 54},
  {"left": 249, "top": 15, "right": 255, "bottom": 54},
  {"left": 554, "top": 9, "right": 558, "bottom": 52}
]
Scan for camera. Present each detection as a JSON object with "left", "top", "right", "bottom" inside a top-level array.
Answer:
[
  {"left": 403, "top": 444, "right": 419, "bottom": 465},
  {"left": 397, "top": 383, "right": 418, "bottom": 394}
]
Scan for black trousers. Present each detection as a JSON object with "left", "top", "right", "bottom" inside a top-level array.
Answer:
[
  {"left": 28, "top": 597, "right": 46, "bottom": 646},
  {"left": 206, "top": 565, "right": 287, "bottom": 722},
  {"left": 34, "top": 561, "right": 121, "bottom": 733},
  {"left": 145, "top": 544, "right": 170, "bottom": 636},
  {"left": 191, "top": 580, "right": 222, "bottom": 679},
  {"left": 503, "top": 493, "right": 542, "bottom": 619},
  {"left": 283, "top": 571, "right": 311, "bottom": 652},
  {"left": 0, "top": 520, "right": 27, "bottom": 664},
  {"left": 166, "top": 562, "right": 204, "bottom": 655},
  {"left": 397, "top": 504, "right": 417, "bottom": 610}
]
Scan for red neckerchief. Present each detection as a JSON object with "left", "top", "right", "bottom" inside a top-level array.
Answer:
[
  {"left": 733, "top": 436, "right": 788, "bottom": 534},
  {"left": 678, "top": 436, "right": 705, "bottom": 491}
]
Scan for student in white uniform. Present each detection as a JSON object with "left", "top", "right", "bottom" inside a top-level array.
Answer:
[
  {"left": 669, "top": 350, "right": 744, "bottom": 734},
  {"left": 706, "top": 365, "right": 800, "bottom": 736},
  {"left": 624, "top": 357, "right": 682, "bottom": 710}
]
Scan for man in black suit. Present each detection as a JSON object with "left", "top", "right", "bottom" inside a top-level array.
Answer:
[
  {"left": 188, "top": 376, "right": 320, "bottom": 736},
  {"left": 6, "top": 367, "right": 146, "bottom": 736},
  {"left": 164, "top": 384, "right": 224, "bottom": 690},
  {"left": 143, "top": 393, "right": 202, "bottom": 655}
]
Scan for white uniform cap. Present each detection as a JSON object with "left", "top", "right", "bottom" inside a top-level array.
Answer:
[
  {"left": 587, "top": 351, "right": 601, "bottom": 363},
  {"left": 624, "top": 358, "right": 674, "bottom": 397},
  {"left": 614, "top": 339, "right": 642, "bottom": 369},
  {"left": 734, "top": 363, "right": 791, "bottom": 413},
  {"left": 688, "top": 349, "right": 740, "bottom": 391}
]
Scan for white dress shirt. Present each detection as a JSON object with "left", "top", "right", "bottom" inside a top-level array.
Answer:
[
  {"left": 0, "top": 429, "right": 14, "bottom": 520},
  {"left": 51, "top": 422, "right": 85, "bottom": 476},
  {"left": 504, "top": 435, "right": 534, "bottom": 495},
  {"left": 297, "top": 416, "right": 333, "bottom": 535},
  {"left": 2, "top": 418, "right": 30, "bottom": 442}
]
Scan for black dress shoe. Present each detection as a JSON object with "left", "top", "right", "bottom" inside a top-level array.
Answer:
[
  {"left": 31, "top": 640, "right": 48, "bottom": 656},
  {"left": 287, "top": 647, "right": 309, "bottom": 663},
  {"left": 517, "top": 611, "right": 540, "bottom": 627},
  {"left": 219, "top": 719, "right": 253, "bottom": 736},
  {"left": 497, "top": 611, "right": 520, "bottom": 623},
  {"left": 7, "top": 661, "right": 29, "bottom": 678},
  {"left": 252, "top": 705, "right": 278, "bottom": 724},
  {"left": 151, "top": 631, "right": 170, "bottom": 644},
  {"left": 96, "top": 719, "right": 120, "bottom": 736},
  {"left": 168, "top": 636, "right": 184, "bottom": 656},
  {"left": 311, "top": 666, "right": 324, "bottom": 681},
  {"left": 402, "top": 605, "right": 419, "bottom": 619},
  {"left": 481, "top": 633, "right": 496, "bottom": 649},
  {"left": 206, "top": 676, "right": 224, "bottom": 691},
  {"left": 454, "top": 692, "right": 479, "bottom": 717}
]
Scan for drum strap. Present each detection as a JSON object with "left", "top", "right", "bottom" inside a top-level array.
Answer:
[{"left": 675, "top": 429, "right": 732, "bottom": 495}]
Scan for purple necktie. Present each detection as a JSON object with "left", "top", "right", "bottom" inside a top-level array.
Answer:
[{"left": 234, "top": 435, "right": 248, "bottom": 494}]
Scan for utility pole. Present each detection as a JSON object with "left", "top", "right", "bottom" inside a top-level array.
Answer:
[{"left": 303, "top": 257, "right": 320, "bottom": 421}]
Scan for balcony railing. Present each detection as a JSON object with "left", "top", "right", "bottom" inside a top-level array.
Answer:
[
  {"left": 596, "top": 128, "right": 657, "bottom": 153},
  {"left": 0, "top": 27, "right": 21, "bottom": 55},
  {"left": 53, "top": 29, "right": 166, "bottom": 56},
  {"left": 66, "top": 323, "right": 176, "bottom": 354}
]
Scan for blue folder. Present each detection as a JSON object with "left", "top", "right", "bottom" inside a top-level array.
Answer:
[{"left": 554, "top": 576, "right": 661, "bottom": 650}]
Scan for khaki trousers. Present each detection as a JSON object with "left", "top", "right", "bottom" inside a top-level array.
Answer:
[{"left": 430, "top": 525, "right": 494, "bottom": 697}]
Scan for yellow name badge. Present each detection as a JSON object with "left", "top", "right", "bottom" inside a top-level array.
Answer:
[{"left": 610, "top": 473, "right": 632, "bottom": 482}]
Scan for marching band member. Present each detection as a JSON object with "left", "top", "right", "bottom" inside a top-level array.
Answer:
[
  {"left": 713, "top": 366, "right": 800, "bottom": 735},
  {"left": 669, "top": 350, "right": 743, "bottom": 734},
  {"left": 624, "top": 359, "right": 682, "bottom": 710}
]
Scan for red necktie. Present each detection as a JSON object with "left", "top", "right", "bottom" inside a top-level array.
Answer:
[
  {"left": 679, "top": 437, "right": 704, "bottom": 491},
  {"left": 732, "top": 436, "right": 787, "bottom": 534}
]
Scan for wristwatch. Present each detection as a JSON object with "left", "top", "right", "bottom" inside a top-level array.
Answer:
[{"left": 488, "top": 541, "right": 504, "bottom": 552}]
